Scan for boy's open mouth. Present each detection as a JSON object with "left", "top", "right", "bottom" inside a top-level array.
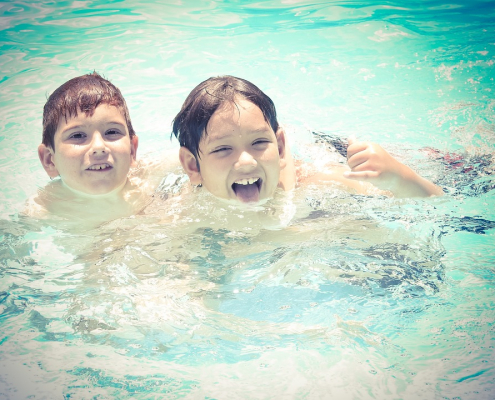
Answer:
[
  {"left": 87, "top": 163, "right": 112, "bottom": 171},
  {"left": 232, "top": 177, "right": 261, "bottom": 203}
]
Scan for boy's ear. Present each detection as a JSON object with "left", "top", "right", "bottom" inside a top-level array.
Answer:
[
  {"left": 179, "top": 146, "right": 202, "bottom": 185},
  {"left": 130, "top": 135, "right": 139, "bottom": 166},
  {"left": 276, "top": 127, "right": 287, "bottom": 170},
  {"left": 38, "top": 144, "right": 59, "bottom": 178}
]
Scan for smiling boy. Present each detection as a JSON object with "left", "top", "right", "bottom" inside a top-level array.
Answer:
[
  {"left": 31, "top": 72, "right": 148, "bottom": 224},
  {"left": 172, "top": 75, "right": 443, "bottom": 204},
  {"left": 177, "top": 95, "right": 294, "bottom": 204},
  {"left": 39, "top": 102, "right": 138, "bottom": 195}
]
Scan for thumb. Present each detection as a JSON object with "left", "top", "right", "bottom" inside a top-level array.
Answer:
[{"left": 347, "top": 135, "right": 357, "bottom": 146}]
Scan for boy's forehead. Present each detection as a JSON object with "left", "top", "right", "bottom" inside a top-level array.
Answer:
[
  {"left": 56, "top": 104, "right": 126, "bottom": 132},
  {"left": 203, "top": 99, "right": 271, "bottom": 140},
  {"left": 214, "top": 97, "right": 260, "bottom": 116},
  {"left": 60, "top": 104, "right": 123, "bottom": 123}
]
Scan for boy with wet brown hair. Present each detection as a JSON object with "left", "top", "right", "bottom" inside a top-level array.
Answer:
[
  {"left": 172, "top": 75, "right": 443, "bottom": 203},
  {"left": 31, "top": 72, "right": 147, "bottom": 225}
]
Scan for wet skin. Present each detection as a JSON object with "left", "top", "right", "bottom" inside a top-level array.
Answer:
[
  {"left": 180, "top": 98, "right": 286, "bottom": 204},
  {"left": 38, "top": 104, "right": 138, "bottom": 195}
]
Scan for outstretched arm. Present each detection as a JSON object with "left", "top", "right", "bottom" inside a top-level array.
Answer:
[{"left": 343, "top": 137, "right": 444, "bottom": 198}]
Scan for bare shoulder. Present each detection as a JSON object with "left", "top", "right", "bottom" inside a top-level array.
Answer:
[
  {"left": 130, "top": 149, "right": 181, "bottom": 192},
  {"left": 22, "top": 180, "right": 73, "bottom": 219},
  {"left": 23, "top": 193, "right": 48, "bottom": 219}
]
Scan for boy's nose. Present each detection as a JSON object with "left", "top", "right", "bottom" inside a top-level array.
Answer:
[
  {"left": 235, "top": 151, "right": 257, "bottom": 170},
  {"left": 90, "top": 132, "right": 107, "bottom": 154}
]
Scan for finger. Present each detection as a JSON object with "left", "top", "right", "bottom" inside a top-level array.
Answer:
[
  {"left": 347, "top": 149, "right": 371, "bottom": 169},
  {"left": 347, "top": 140, "right": 370, "bottom": 159},
  {"left": 348, "top": 155, "right": 366, "bottom": 170}
]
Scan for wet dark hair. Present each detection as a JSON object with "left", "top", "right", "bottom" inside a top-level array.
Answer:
[
  {"left": 42, "top": 71, "right": 135, "bottom": 150},
  {"left": 172, "top": 75, "right": 279, "bottom": 159}
]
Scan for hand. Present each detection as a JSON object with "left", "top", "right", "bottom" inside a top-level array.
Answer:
[
  {"left": 344, "top": 137, "right": 404, "bottom": 189},
  {"left": 343, "top": 137, "right": 443, "bottom": 197}
]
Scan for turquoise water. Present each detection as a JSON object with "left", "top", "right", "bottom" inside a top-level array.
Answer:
[{"left": 1, "top": 1, "right": 494, "bottom": 399}]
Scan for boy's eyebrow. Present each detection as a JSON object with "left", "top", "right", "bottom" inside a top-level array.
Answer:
[
  {"left": 60, "top": 124, "right": 85, "bottom": 134},
  {"left": 251, "top": 127, "right": 272, "bottom": 134},
  {"left": 60, "top": 121, "right": 126, "bottom": 134},
  {"left": 205, "top": 127, "right": 272, "bottom": 143}
]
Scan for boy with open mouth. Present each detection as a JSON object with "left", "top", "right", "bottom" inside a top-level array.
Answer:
[{"left": 172, "top": 75, "right": 443, "bottom": 205}]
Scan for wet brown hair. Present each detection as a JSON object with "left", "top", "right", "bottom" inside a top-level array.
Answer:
[
  {"left": 172, "top": 75, "right": 279, "bottom": 159},
  {"left": 42, "top": 71, "right": 135, "bottom": 150}
]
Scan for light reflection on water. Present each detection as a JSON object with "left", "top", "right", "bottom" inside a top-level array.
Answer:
[{"left": 0, "top": 0, "right": 494, "bottom": 398}]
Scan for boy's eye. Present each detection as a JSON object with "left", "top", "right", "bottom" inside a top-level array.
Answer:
[
  {"left": 253, "top": 139, "right": 271, "bottom": 147},
  {"left": 106, "top": 129, "right": 123, "bottom": 137},
  {"left": 69, "top": 132, "right": 86, "bottom": 140},
  {"left": 211, "top": 147, "right": 231, "bottom": 154}
]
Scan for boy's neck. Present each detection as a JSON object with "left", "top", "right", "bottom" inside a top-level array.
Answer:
[
  {"left": 61, "top": 179, "right": 128, "bottom": 200},
  {"left": 35, "top": 178, "right": 143, "bottom": 230}
]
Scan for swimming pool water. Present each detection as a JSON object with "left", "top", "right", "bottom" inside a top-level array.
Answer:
[{"left": 1, "top": 1, "right": 494, "bottom": 399}]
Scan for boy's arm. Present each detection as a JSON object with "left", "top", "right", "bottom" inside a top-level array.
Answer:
[{"left": 343, "top": 138, "right": 444, "bottom": 198}]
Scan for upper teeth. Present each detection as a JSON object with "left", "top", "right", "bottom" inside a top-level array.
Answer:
[
  {"left": 88, "top": 164, "right": 110, "bottom": 170},
  {"left": 235, "top": 178, "right": 259, "bottom": 185}
]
